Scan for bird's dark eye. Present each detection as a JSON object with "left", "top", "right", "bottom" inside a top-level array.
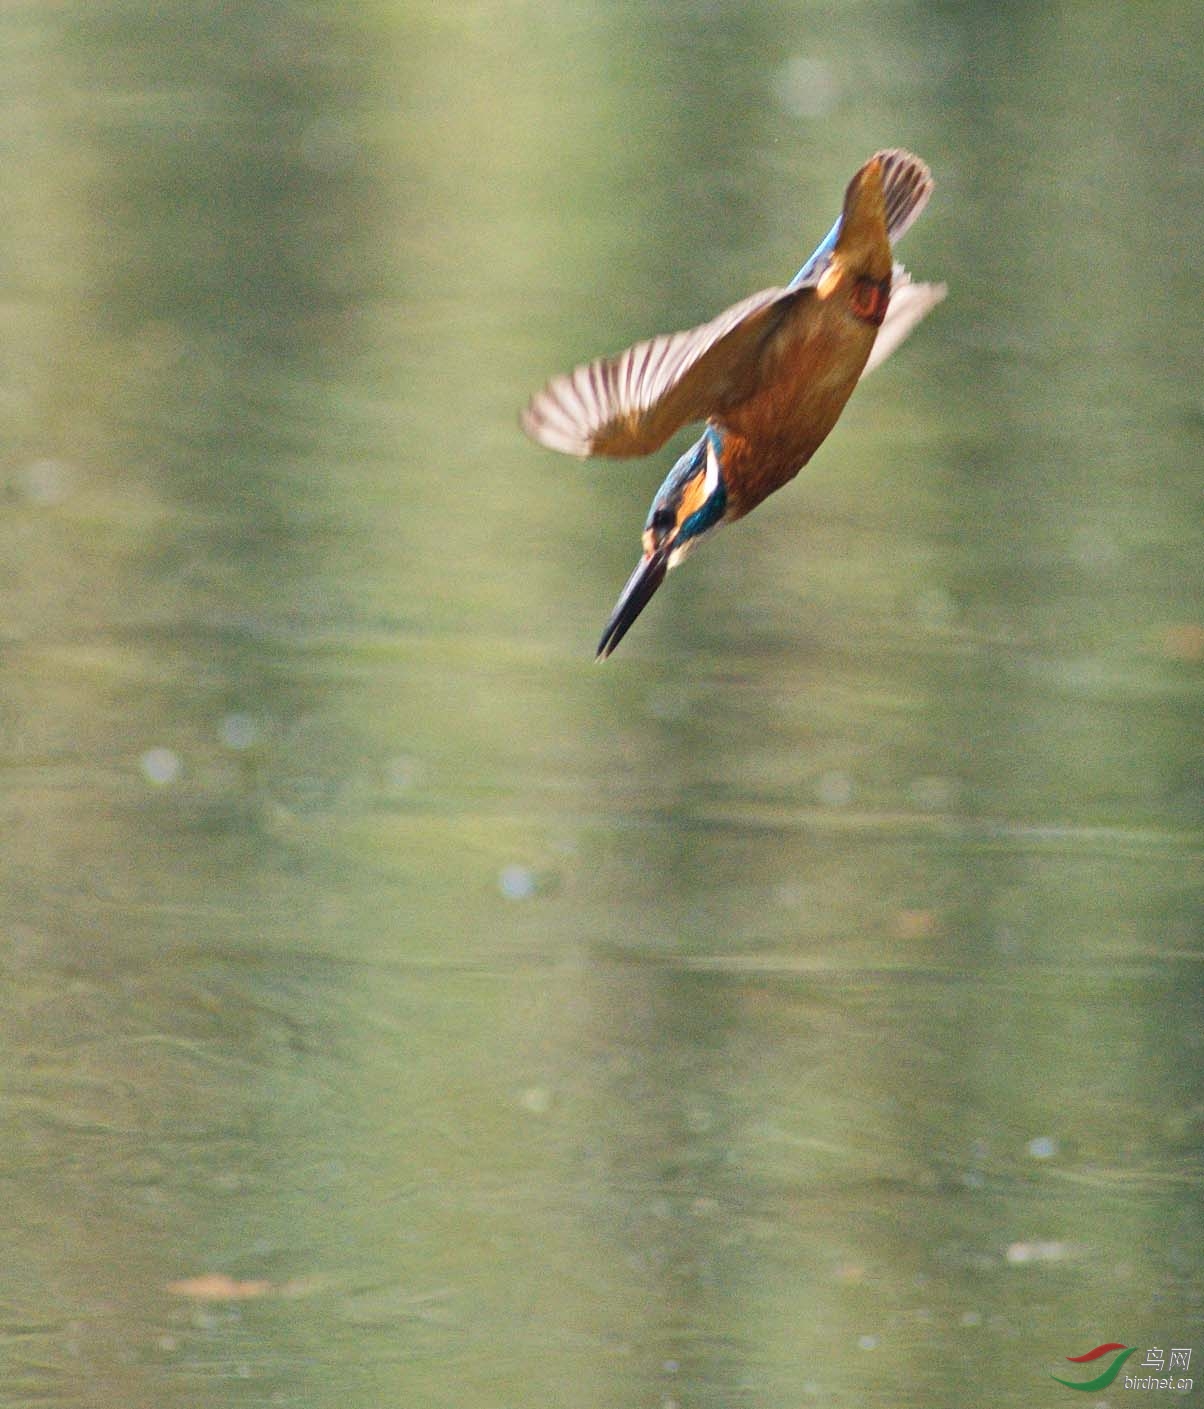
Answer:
[{"left": 650, "top": 506, "right": 675, "bottom": 533}]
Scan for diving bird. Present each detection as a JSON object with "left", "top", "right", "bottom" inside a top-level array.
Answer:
[{"left": 522, "top": 149, "right": 946, "bottom": 658}]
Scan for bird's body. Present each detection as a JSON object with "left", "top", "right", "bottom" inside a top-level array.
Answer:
[{"left": 522, "top": 150, "right": 945, "bottom": 657}]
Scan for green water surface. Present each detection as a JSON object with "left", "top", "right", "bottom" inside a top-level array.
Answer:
[{"left": 1, "top": 3, "right": 1200, "bottom": 1406}]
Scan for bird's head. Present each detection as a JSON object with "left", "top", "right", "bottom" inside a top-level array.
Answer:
[{"left": 596, "top": 431, "right": 726, "bottom": 659}]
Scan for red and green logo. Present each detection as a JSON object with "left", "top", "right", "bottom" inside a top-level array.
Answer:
[{"left": 1051, "top": 1342, "right": 1137, "bottom": 1391}]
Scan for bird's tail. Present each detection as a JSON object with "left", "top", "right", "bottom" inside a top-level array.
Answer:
[
  {"left": 875, "top": 149, "right": 934, "bottom": 246},
  {"left": 835, "top": 149, "right": 935, "bottom": 280},
  {"left": 790, "top": 150, "right": 934, "bottom": 288}
]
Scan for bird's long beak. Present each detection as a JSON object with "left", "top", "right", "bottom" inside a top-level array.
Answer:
[{"left": 596, "top": 548, "right": 669, "bottom": 660}]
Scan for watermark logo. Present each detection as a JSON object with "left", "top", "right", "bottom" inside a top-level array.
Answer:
[
  {"left": 1052, "top": 1343, "right": 1193, "bottom": 1393},
  {"left": 1051, "top": 1344, "right": 1137, "bottom": 1391}
]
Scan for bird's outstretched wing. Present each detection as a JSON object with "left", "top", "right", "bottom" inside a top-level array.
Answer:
[
  {"left": 521, "top": 283, "right": 815, "bottom": 459},
  {"left": 861, "top": 264, "right": 947, "bottom": 377},
  {"left": 522, "top": 148, "right": 939, "bottom": 460}
]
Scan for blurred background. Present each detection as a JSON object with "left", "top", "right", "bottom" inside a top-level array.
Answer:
[{"left": 1, "top": 2, "right": 1201, "bottom": 1406}]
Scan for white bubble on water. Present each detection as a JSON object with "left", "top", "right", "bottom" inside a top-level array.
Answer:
[
  {"left": 772, "top": 56, "right": 840, "bottom": 119},
  {"left": 499, "top": 865, "right": 537, "bottom": 900},
  {"left": 140, "top": 747, "right": 181, "bottom": 785},
  {"left": 816, "top": 771, "right": 853, "bottom": 807},
  {"left": 20, "top": 458, "right": 73, "bottom": 506},
  {"left": 218, "top": 712, "right": 259, "bottom": 750}
]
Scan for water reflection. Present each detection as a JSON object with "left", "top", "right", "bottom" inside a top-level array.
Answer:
[{"left": 1, "top": 2, "right": 1200, "bottom": 1407}]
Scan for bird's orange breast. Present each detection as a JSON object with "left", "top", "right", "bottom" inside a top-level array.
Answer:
[{"left": 719, "top": 280, "right": 880, "bottom": 519}]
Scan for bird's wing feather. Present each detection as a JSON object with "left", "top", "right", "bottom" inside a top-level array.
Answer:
[
  {"left": 521, "top": 282, "right": 815, "bottom": 459},
  {"left": 523, "top": 150, "right": 939, "bottom": 457},
  {"left": 861, "top": 264, "right": 947, "bottom": 377}
]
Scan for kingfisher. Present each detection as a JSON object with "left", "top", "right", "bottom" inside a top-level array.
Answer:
[{"left": 522, "top": 149, "right": 946, "bottom": 658}]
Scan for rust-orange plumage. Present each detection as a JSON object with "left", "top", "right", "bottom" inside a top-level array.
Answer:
[{"left": 523, "top": 150, "right": 945, "bottom": 658}]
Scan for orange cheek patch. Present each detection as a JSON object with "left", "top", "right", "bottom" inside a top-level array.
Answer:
[{"left": 674, "top": 471, "right": 707, "bottom": 529}]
